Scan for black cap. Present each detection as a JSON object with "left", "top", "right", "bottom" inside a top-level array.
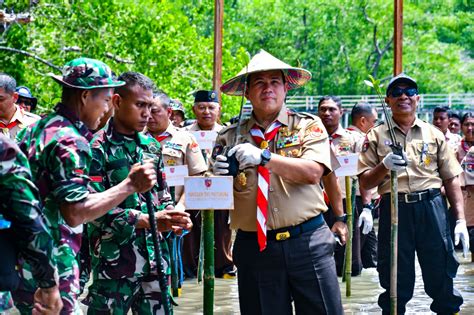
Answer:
[
  {"left": 386, "top": 73, "right": 418, "bottom": 96},
  {"left": 193, "top": 90, "right": 219, "bottom": 103}
]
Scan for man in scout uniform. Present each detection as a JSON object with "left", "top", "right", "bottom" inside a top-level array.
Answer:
[
  {"left": 347, "top": 102, "right": 379, "bottom": 269},
  {"left": 16, "top": 86, "right": 40, "bottom": 115},
  {"left": 148, "top": 91, "right": 207, "bottom": 212},
  {"left": 449, "top": 111, "right": 462, "bottom": 135},
  {"left": 318, "top": 96, "right": 374, "bottom": 276},
  {"left": 432, "top": 106, "right": 462, "bottom": 153},
  {"left": 183, "top": 90, "right": 235, "bottom": 278},
  {"left": 212, "top": 49, "right": 345, "bottom": 314},
  {"left": 358, "top": 73, "right": 469, "bottom": 314},
  {"left": 0, "top": 134, "right": 62, "bottom": 314},
  {"left": 84, "top": 72, "right": 192, "bottom": 314},
  {"left": 170, "top": 98, "right": 186, "bottom": 128},
  {"left": 0, "top": 74, "right": 40, "bottom": 140},
  {"left": 14, "top": 58, "right": 158, "bottom": 314}
]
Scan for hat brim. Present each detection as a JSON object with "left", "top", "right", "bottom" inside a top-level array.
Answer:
[
  {"left": 221, "top": 67, "right": 311, "bottom": 96},
  {"left": 50, "top": 74, "right": 126, "bottom": 89}
]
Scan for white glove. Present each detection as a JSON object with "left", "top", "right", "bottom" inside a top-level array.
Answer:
[
  {"left": 174, "top": 203, "right": 186, "bottom": 212},
  {"left": 454, "top": 219, "right": 470, "bottom": 258},
  {"left": 212, "top": 155, "right": 229, "bottom": 175},
  {"left": 382, "top": 152, "right": 407, "bottom": 171},
  {"left": 358, "top": 208, "right": 374, "bottom": 235},
  {"left": 228, "top": 143, "right": 262, "bottom": 169}
]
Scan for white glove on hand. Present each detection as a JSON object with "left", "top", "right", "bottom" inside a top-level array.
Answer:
[
  {"left": 228, "top": 143, "right": 262, "bottom": 169},
  {"left": 174, "top": 203, "right": 186, "bottom": 212},
  {"left": 212, "top": 155, "right": 229, "bottom": 175},
  {"left": 358, "top": 208, "right": 374, "bottom": 235},
  {"left": 454, "top": 219, "right": 470, "bottom": 258},
  {"left": 382, "top": 152, "right": 407, "bottom": 171}
]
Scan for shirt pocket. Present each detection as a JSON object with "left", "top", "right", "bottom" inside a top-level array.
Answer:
[
  {"left": 411, "top": 140, "right": 437, "bottom": 171},
  {"left": 163, "top": 147, "right": 184, "bottom": 166},
  {"left": 233, "top": 168, "right": 257, "bottom": 193}
]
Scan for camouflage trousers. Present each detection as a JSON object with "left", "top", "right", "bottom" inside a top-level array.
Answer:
[
  {"left": 83, "top": 274, "right": 169, "bottom": 315},
  {"left": 12, "top": 244, "right": 82, "bottom": 315},
  {"left": 0, "top": 292, "right": 13, "bottom": 312}
]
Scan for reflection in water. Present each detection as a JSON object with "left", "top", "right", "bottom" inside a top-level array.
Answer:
[{"left": 174, "top": 252, "right": 474, "bottom": 314}]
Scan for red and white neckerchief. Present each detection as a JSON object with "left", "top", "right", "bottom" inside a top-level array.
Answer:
[
  {"left": 250, "top": 121, "right": 282, "bottom": 251},
  {"left": 460, "top": 139, "right": 471, "bottom": 154},
  {"left": 154, "top": 131, "right": 170, "bottom": 143},
  {"left": 0, "top": 120, "right": 19, "bottom": 130}
]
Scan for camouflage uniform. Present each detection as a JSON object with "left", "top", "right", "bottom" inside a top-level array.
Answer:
[
  {"left": 14, "top": 103, "right": 94, "bottom": 314},
  {"left": 83, "top": 120, "right": 173, "bottom": 315},
  {"left": 0, "top": 134, "right": 57, "bottom": 312}
]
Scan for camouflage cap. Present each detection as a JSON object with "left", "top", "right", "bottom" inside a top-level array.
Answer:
[
  {"left": 170, "top": 99, "right": 185, "bottom": 115},
  {"left": 50, "top": 57, "right": 125, "bottom": 89}
]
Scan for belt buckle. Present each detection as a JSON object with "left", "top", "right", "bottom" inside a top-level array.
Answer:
[
  {"left": 404, "top": 193, "right": 420, "bottom": 204},
  {"left": 276, "top": 231, "right": 290, "bottom": 241}
]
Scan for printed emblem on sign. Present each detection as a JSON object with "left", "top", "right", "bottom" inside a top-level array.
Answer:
[
  {"left": 205, "top": 178, "right": 212, "bottom": 189},
  {"left": 170, "top": 167, "right": 175, "bottom": 174}
]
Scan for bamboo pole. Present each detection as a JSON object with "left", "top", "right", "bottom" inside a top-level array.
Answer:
[
  {"left": 391, "top": 1, "right": 403, "bottom": 314},
  {"left": 202, "top": 2, "right": 223, "bottom": 314},
  {"left": 344, "top": 176, "right": 353, "bottom": 296}
]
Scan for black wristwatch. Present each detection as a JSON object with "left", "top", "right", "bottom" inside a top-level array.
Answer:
[
  {"left": 334, "top": 214, "right": 347, "bottom": 223},
  {"left": 260, "top": 149, "right": 272, "bottom": 166}
]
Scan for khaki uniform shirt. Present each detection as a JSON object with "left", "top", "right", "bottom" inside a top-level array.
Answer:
[
  {"left": 359, "top": 117, "right": 462, "bottom": 195},
  {"left": 215, "top": 106, "right": 336, "bottom": 231},
  {"left": 330, "top": 125, "right": 361, "bottom": 199},
  {"left": 1, "top": 105, "right": 40, "bottom": 140},
  {"left": 445, "top": 130, "right": 462, "bottom": 154},
  {"left": 347, "top": 125, "right": 379, "bottom": 200},
  {"left": 186, "top": 122, "right": 223, "bottom": 160},
  {"left": 457, "top": 142, "right": 474, "bottom": 226},
  {"left": 152, "top": 122, "right": 207, "bottom": 205}
]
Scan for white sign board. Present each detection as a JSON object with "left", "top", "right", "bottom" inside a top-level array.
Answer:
[
  {"left": 191, "top": 131, "right": 218, "bottom": 150},
  {"left": 335, "top": 153, "right": 360, "bottom": 177},
  {"left": 164, "top": 165, "right": 188, "bottom": 187},
  {"left": 184, "top": 176, "right": 234, "bottom": 210}
]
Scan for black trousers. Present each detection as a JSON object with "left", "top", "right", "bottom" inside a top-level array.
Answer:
[
  {"left": 233, "top": 223, "right": 343, "bottom": 315},
  {"left": 377, "top": 192, "right": 463, "bottom": 314},
  {"left": 355, "top": 197, "right": 378, "bottom": 269}
]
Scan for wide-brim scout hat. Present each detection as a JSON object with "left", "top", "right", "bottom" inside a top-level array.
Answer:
[
  {"left": 221, "top": 49, "right": 312, "bottom": 96},
  {"left": 50, "top": 57, "right": 125, "bottom": 89},
  {"left": 16, "top": 86, "right": 38, "bottom": 110},
  {"left": 386, "top": 73, "right": 418, "bottom": 96}
]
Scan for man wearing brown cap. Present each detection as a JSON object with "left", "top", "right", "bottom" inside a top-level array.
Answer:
[
  {"left": 184, "top": 90, "right": 235, "bottom": 278},
  {"left": 213, "top": 50, "right": 345, "bottom": 314},
  {"left": 358, "top": 73, "right": 468, "bottom": 314}
]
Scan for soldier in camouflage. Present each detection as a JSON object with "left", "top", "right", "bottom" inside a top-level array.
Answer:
[
  {"left": 0, "top": 134, "right": 62, "bottom": 314},
  {"left": 14, "top": 58, "right": 158, "bottom": 314},
  {"left": 83, "top": 72, "right": 192, "bottom": 315}
]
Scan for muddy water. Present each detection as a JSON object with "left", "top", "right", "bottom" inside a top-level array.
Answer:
[{"left": 174, "top": 252, "right": 474, "bottom": 314}]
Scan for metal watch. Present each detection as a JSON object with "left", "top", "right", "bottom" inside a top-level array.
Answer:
[
  {"left": 334, "top": 214, "right": 347, "bottom": 223},
  {"left": 260, "top": 149, "right": 272, "bottom": 166}
]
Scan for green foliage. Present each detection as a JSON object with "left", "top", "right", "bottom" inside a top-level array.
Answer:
[{"left": 0, "top": 0, "right": 472, "bottom": 120}]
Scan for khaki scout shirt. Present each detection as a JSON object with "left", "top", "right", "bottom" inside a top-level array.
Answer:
[
  {"left": 330, "top": 125, "right": 361, "bottom": 199},
  {"left": 445, "top": 130, "right": 462, "bottom": 153},
  {"left": 215, "top": 106, "right": 335, "bottom": 231},
  {"left": 1, "top": 105, "right": 40, "bottom": 140},
  {"left": 186, "top": 122, "right": 223, "bottom": 160},
  {"left": 358, "top": 117, "right": 462, "bottom": 195},
  {"left": 152, "top": 122, "right": 207, "bottom": 204},
  {"left": 457, "top": 144, "right": 474, "bottom": 226}
]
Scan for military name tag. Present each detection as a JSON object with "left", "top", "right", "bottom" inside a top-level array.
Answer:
[
  {"left": 164, "top": 165, "right": 189, "bottom": 187},
  {"left": 191, "top": 131, "right": 218, "bottom": 150},
  {"left": 164, "top": 142, "right": 183, "bottom": 151}
]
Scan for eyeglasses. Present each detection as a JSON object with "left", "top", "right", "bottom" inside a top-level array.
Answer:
[
  {"left": 17, "top": 98, "right": 33, "bottom": 107},
  {"left": 389, "top": 87, "right": 418, "bottom": 98}
]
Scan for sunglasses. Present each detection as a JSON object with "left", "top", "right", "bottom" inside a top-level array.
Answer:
[
  {"left": 17, "top": 98, "right": 33, "bottom": 107},
  {"left": 389, "top": 87, "right": 418, "bottom": 98}
]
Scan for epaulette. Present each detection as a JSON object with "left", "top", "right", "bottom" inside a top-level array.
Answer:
[
  {"left": 295, "top": 111, "right": 319, "bottom": 120},
  {"left": 218, "top": 117, "right": 249, "bottom": 136}
]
